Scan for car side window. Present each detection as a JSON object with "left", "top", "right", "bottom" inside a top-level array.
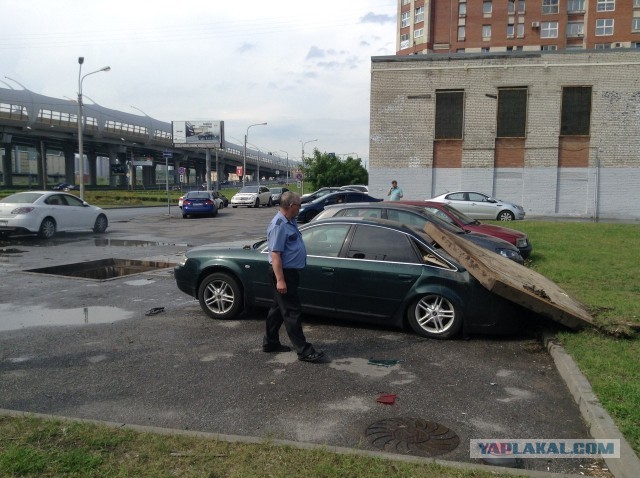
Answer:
[
  {"left": 425, "top": 207, "right": 454, "bottom": 224},
  {"left": 347, "top": 225, "right": 420, "bottom": 263},
  {"left": 386, "top": 210, "right": 428, "bottom": 229},
  {"left": 446, "top": 193, "right": 466, "bottom": 201},
  {"left": 302, "top": 225, "right": 350, "bottom": 258},
  {"left": 468, "top": 193, "right": 488, "bottom": 202}
]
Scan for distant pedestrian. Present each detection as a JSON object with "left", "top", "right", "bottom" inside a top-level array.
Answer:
[
  {"left": 387, "top": 180, "right": 403, "bottom": 201},
  {"left": 263, "top": 191, "right": 326, "bottom": 363}
]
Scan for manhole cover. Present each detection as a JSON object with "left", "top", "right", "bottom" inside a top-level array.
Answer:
[
  {"left": 365, "top": 417, "right": 460, "bottom": 455},
  {"left": 25, "top": 258, "right": 175, "bottom": 281}
]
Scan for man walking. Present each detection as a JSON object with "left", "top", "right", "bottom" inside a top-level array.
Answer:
[{"left": 263, "top": 191, "right": 326, "bottom": 363}]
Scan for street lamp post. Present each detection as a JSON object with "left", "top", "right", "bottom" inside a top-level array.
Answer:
[
  {"left": 243, "top": 122, "right": 267, "bottom": 185},
  {"left": 279, "top": 150, "right": 289, "bottom": 184},
  {"left": 77, "top": 57, "right": 110, "bottom": 200}
]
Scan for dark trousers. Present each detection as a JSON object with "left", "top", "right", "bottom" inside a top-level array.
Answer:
[{"left": 264, "top": 268, "right": 314, "bottom": 357}]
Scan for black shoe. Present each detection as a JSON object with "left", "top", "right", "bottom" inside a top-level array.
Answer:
[
  {"left": 298, "top": 351, "right": 326, "bottom": 363},
  {"left": 262, "top": 343, "right": 292, "bottom": 353}
]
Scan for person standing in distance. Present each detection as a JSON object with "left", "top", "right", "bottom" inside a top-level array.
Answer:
[
  {"left": 387, "top": 180, "right": 403, "bottom": 201},
  {"left": 263, "top": 191, "right": 326, "bottom": 363}
]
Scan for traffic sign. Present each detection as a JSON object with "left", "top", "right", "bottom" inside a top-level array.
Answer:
[
  {"left": 178, "top": 167, "right": 186, "bottom": 174},
  {"left": 163, "top": 151, "right": 173, "bottom": 159}
]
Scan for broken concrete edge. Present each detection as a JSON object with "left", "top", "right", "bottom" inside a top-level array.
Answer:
[
  {"left": 543, "top": 331, "right": 640, "bottom": 478},
  {"left": 0, "top": 407, "right": 573, "bottom": 478}
]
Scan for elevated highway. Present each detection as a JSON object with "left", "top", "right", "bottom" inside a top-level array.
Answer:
[{"left": 0, "top": 86, "right": 293, "bottom": 189}]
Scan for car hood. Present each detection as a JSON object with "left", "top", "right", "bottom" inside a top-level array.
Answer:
[{"left": 468, "top": 223, "right": 526, "bottom": 240}]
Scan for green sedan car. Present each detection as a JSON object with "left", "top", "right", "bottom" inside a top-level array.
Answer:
[{"left": 174, "top": 217, "right": 526, "bottom": 339}]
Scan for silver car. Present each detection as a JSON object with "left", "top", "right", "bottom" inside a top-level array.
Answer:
[{"left": 430, "top": 191, "right": 525, "bottom": 221}]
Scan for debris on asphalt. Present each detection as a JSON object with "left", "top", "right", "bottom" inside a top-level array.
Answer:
[
  {"left": 376, "top": 394, "right": 397, "bottom": 405},
  {"left": 368, "top": 358, "right": 401, "bottom": 367},
  {"left": 145, "top": 307, "right": 165, "bottom": 316}
]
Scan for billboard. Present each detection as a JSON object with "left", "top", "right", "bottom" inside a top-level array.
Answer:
[{"left": 172, "top": 120, "right": 224, "bottom": 149}]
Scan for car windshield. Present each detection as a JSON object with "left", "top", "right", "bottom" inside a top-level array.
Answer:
[
  {"left": 0, "top": 192, "right": 42, "bottom": 204},
  {"left": 271, "top": 188, "right": 284, "bottom": 194},
  {"left": 436, "top": 204, "right": 478, "bottom": 226},
  {"left": 239, "top": 186, "right": 259, "bottom": 193}
]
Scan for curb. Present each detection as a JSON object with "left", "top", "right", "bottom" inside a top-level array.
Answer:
[
  {"left": 543, "top": 332, "right": 640, "bottom": 478},
  {"left": 0, "top": 408, "right": 581, "bottom": 478}
]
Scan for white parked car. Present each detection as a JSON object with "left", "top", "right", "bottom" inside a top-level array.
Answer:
[
  {"left": 0, "top": 191, "right": 108, "bottom": 239},
  {"left": 231, "top": 185, "right": 272, "bottom": 208},
  {"left": 430, "top": 191, "right": 525, "bottom": 221}
]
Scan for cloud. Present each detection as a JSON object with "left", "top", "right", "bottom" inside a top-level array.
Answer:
[
  {"left": 237, "top": 42, "right": 257, "bottom": 53},
  {"left": 305, "top": 46, "right": 326, "bottom": 60},
  {"left": 360, "top": 12, "right": 395, "bottom": 25}
]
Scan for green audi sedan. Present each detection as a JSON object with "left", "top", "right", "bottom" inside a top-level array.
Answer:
[{"left": 174, "top": 217, "right": 526, "bottom": 339}]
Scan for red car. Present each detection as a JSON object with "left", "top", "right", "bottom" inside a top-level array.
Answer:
[{"left": 396, "top": 200, "right": 532, "bottom": 259}]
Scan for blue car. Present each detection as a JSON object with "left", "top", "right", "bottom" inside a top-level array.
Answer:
[
  {"left": 182, "top": 191, "right": 218, "bottom": 219},
  {"left": 297, "top": 190, "right": 382, "bottom": 223}
]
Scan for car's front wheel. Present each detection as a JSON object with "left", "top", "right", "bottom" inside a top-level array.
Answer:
[
  {"left": 254, "top": 198, "right": 260, "bottom": 208},
  {"left": 497, "top": 210, "right": 515, "bottom": 221},
  {"left": 197, "top": 272, "right": 243, "bottom": 320},
  {"left": 38, "top": 217, "right": 56, "bottom": 239},
  {"left": 93, "top": 214, "right": 108, "bottom": 233},
  {"left": 407, "top": 294, "right": 461, "bottom": 339}
]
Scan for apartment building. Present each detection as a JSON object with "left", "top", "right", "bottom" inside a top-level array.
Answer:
[{"left": 397, "top": 0, "right": 640, "bottom": 55}]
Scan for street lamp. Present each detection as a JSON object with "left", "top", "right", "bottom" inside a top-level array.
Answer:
[
  {"left": 77, "top": 57, "right": 110, "bottom": 199},
  {"left": 279, "top": 150, "right": 289, "bottom": 184},
  {"left": 300, "top": 138, "right": 317, "bottom": 162},
  {"left": 243, "top": 122, "right": 267, "bottom": 185}
]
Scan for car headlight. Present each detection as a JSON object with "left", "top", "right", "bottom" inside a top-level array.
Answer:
[
  {"left": 497, "top": 248, "right": 522, "bottom": 261},
  {"left": 516, "top": 238, "right": 528, "bottom": 248}
]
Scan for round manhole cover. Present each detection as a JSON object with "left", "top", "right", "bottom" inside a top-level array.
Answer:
[{"left": 365, "top": 417, "right": 460, "bottom": 455}]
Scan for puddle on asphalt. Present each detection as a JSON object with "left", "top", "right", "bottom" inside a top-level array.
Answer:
[
  {"left": 0, "top": 303, "right": 135, "bottom": 332},
  {"left": 25, "top": 258, "right": 175, "bottom": 280},
  {"left": 93, "top": 238, "right": 190, "bottom": 247}
]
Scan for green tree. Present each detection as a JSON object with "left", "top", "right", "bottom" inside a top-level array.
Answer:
[{"left": 301, "top": 150, "right": 368, "bottom": 190}]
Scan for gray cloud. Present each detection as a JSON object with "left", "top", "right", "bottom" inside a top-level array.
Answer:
[
  {"left": 360, "top": 12, "right": 395, "bottom": 24},
  {"left": 237, "top": 42, "right": 257, "bottom": 53}
]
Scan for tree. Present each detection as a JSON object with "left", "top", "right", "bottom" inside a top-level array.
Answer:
[{"left": 301, "top": 150, "right": 368, "bottom": 190}]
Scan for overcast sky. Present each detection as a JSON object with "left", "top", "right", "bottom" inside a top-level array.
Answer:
[{"left": 1, "top": 0, "right": 397, "bottom": 165}]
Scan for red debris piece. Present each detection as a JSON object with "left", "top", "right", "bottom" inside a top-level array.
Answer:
[{"left": 376, "top": 394, "right": 397, "bottom": 405}]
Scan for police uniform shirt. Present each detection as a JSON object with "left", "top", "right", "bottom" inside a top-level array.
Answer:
[{"left": 267, "top": 211, "right": 307, "bottom": 269}]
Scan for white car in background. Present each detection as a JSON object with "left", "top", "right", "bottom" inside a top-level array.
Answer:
[
  {"left": 0, "top": 191, "right": 108, "bottom": 239},
  {"left": 430, "top": 191, "right": 525, "bottom": 221},
  {"left": 231, "top": 185, "right": 272, "bottom": 208}
]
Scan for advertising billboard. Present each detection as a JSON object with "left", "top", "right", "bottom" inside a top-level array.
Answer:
[{"left": 172, "top": 120, "right": 224, "bottom": 149}]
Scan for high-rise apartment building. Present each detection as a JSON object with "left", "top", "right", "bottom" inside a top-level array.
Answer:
[{"left": 397, "top": 0, "right": 640, "bottom": 55}]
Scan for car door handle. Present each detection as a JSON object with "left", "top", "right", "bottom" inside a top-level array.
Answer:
[{"left": 321, "top": 267, "right": 335, "bottom": 274}]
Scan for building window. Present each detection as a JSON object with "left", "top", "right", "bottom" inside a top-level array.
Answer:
[
  {"left": 401, "top": 11, "right": 410, "bottom": 28},
  {"left": 507, "top": 24, "right": 515, "bottom": 38},
  {"left": 483, "top": 25, "right": 492, "bottom": 38},
  {"left": 481, "top": 47, "right": 491, "bottom": 52},
  {"left": 400, "top": 33, "right": 410, "bottom": 49},
  {"left": 459, "top": 3, "right": 467, "bottom": 16},
  {"left": 633, "top": 18, "right": 640, "bottom": 31},
  {"left": 415, "top": 6, "right": 424, "bottom": 23},
  {"left": 561, "top": 87, "right": 591, "bottom": 136},
  {"left": 518, "top": 0, "right": 526, "bottom": 13},
  {"left": 567, "top": 0, "right": 585, "bottom": 12},
  {"left": 497, "top": 88, "right": 527, "bottom": 138},
  {"left": 541, "top": 44, "right": 558, "bottom": 50},
  {"left": 483, "top": 1, "right": 492, "bottom": 15},
  {"left": 635, "top": 0, "right": 640, "bottom": 7},
  {"left": 542, "top": 0, "right": 559, "bottom": 14},
  {"left": 414, "top": 28, "right": 424, "bottom": 39},
  {"left": 567, "top": 22, "right": 584, "bottom": 36},
  {"left": 517, "top": 23, "right": 525, "bottom": 37},
  {"left": 458, "top": 26, "right": 466, "bottom": 40},
  {"left": 632, "top": 42, "right": 640, "bottom": 48},
  {"left": 435, "top": 90, "right": 464, "bottom": 140},
  {"left": 596, "top": 19, "right": 614, "bottom": 35},
  {"left": 541, "top": 22, "right": 559, "bottom": 38},
  {"left": 508, "top": 0, "right": 515, "bottom": 14},
  {"left": 595, "top": 43, "right": 612, "bottom": 49},
  {"left": 597, "top": 0, "right": 615, "bottom": 12}
]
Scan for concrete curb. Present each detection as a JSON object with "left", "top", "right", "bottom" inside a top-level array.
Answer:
[
  {"left": 0, "top": 408, "right": 582, "bottom": 478},
  {"left": 543, "top": 332, "right": 640, "bottom": 478}
]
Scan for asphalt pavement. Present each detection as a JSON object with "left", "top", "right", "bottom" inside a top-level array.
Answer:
[{"left": 0, "top": 205, "right": 627, "bottom": 476}]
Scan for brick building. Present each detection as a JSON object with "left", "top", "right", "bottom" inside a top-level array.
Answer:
[
  {"left": 397, "top": 0, "right": 640, "bottom": 55},
  {"left": 368, "top": 49, "right": 640, "bottom": 220}
]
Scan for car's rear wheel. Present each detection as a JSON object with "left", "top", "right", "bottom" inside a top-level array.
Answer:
[
  {"left": 182, "top": 213, "right": 188, "bottom": 218},
  {"left": 407, "top": 294, "right": 461, "bottom": 339},
  {"left": 497, "top": 210, "right": 515, "bottom": 221},
  {"left": 211, "top": 206, "right": 218, "bottom": 218},
  {"left": 93, "top": 214, "right": 108, "bottom": 233},
  {"left": 198, "top": 272, "right": 243, "bottom": 320},
  {"left": 38, "top": 217, "right": 56, "bottom": 239},
  {"left": 267, "top": 198, "right": 273, "bottom": 207}
]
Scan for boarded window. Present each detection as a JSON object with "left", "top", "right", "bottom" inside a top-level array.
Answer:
[
  {"left": 497, "top": 88, "right": 527, "bottom": 137},
  {"left": 435, "top": 90, "right": 464, "bottom": 139},
  {"left": 561, "top": 86, "right": 591, "bottom": 136}
]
